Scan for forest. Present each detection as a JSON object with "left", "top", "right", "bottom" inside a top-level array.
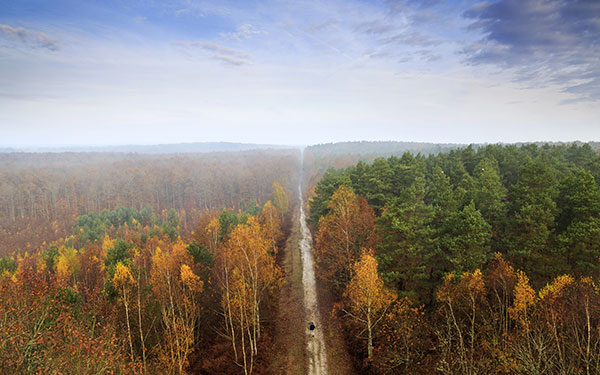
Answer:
[
  {"left": 309, "top": 143, "right": 600, "bottom": 374},
  {"left": 2, "top": 142, "right": 600, "bottom": 374},
  {"left": 0, "top": 150, "right": 299, "bottom": 256},
  {"left": 0, "top": 149, "right": 296, "bottom": 374}
]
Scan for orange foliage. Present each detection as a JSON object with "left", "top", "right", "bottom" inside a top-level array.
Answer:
[
  {"left": 258, "top": 200, "right": 283, "bottom": 254},
  {"left": 314, "top": 185, "right": 376, "bottom": 292},
  {"left": 151, "top": 242, "right": 203, "bottom": 375},
  {"left": 0, "top": 256, "right": 139, "bottom": 374},
  {"left": 508, "top": 271, "right": 536, "bottom": 331},
  {"left": 339, "top": 250, "right": 395, "bottom": 359},
  {"left": 375, "top": 297, "right": 425, "bottom": 373},
  {"left": 217, "top": 216, "right": 282, "bottom": 375}
]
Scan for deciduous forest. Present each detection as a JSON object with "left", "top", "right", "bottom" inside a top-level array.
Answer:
[
  {"left": 0, "top": 149, "right": 297, "bottom": 374},
  {"left": 2, "top": 142, "right": 600, "bottom": 374},
  {"left": 0, "top": 150, "right": 298, "bottom": 255}
]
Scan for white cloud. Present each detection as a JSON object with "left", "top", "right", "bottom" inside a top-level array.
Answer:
[
  {"left": 173, "top": 40, "right": 251, "bottom": 65},
  {"left": 220, "top": 24, "right": 265, "bottom": 41},
  {"left": 0, "top": 24, "right": 60, "bottom": 51},
  {"left": 0, "top": 0, "right": 598, "bottom": 146}
]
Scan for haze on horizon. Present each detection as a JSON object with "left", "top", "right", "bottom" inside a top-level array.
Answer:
[{"left": 1, "top": 0, "right": 599, "bottom": 147}]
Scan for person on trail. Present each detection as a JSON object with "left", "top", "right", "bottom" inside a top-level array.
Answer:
[{"left": 309, "top": 322, "right": 315, "bottom": 331}]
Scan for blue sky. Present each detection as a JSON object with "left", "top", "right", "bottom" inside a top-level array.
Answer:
[{"left": 1, "top": 0, "right": 599, "bottom": 146}]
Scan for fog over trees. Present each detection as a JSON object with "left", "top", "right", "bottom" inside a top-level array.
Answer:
[{"left": 2, "top": 142, "right": 600, "bottom": 374}]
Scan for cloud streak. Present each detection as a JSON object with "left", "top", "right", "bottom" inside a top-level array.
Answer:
[
  {"left": 463, "top": 0, "right": 600, "bottom": 102},
  {"left": 220, "top": 24, "right": 265, "bottom": 41},
  {"left": 173, "top": 41, "right": 251, "bottom": 66},
  {"left": 349, "top": 4, "right": 444, "bottom": 65},
  {"left": 0, "top": 24, "right": 60, "bottom": 51}
]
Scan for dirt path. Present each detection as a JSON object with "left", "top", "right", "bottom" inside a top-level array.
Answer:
[
  {"left": 299, "top": 186, "right": 328, "bottom": 375},
  {"left": 269, "top": 151, "right": 353, "bottom": 375},
  {"left": 268, "top": 210, "right": 307, "bottom": 375}
]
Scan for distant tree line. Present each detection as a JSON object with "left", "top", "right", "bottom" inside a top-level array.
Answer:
[{"left": 0, "top": 150, "right": 299, "bottom": 255}]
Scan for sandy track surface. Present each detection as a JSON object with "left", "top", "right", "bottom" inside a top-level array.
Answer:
[{"left": 298, "top": 185, "right": 328, "bottom": 375}]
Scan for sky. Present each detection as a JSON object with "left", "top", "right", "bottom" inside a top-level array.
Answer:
[{"left": 0, "top": 0, "right": 599, "bottom": 146}]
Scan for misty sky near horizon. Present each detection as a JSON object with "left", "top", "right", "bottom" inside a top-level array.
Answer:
[{"left": 1, "top": 0, "right": 599, "bottom": 147}]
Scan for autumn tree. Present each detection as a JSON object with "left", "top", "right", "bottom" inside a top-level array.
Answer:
[
  {"left": 271, "top": 181, "right": 289, "bottom": 217},
  {"left": 113, "top": 262, "right": 136, "bottom": 361},
  {"left": 314, "top": 185, "right": 376, "bottom": 293},
  {"left": 337, "top": 250, "right": 395, "bottom": 359},
  {"left": 0, "top": 251, "right": 139, "bottom": 374},
  {"left": 258, "top": 200, "right": 283, "bottom": 254},
  {"left": 535, "top": 275, "right": 600, "bottom": 373},
  {"left": 436, "top": 269, "right": 487, "bottom": 375},
  {"left": 373, "top": 297, "right": 425, "bottom": 373},
  {"left": 55, "top": 246, "right": 81, "bottom": 286},
  {"left": 217, "top": 216, "right": 281, "bottom": 374},
  {"left": 151, "top": 242, "right": 203, "bottom": 375},
  {"left": 506, "top": 269, "right": 547, "bottom": 374},
  {"left": 205, "top": 217, "right": 220, "bottom": 254},
  {"left": 482, "top": 254, "right": 519, "bottom": 371},
  {"left": 131, "top": 247, "right": 152, "bottom": 373},
  {"left": 307, "top": 168, "right": 352, "bottom": 226}
]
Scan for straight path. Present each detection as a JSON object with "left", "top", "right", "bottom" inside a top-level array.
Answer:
[{"left": 298, "top": 184, "right": 328, "bottom": 375}]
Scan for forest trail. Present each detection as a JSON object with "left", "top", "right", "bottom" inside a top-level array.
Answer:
[{"left": 298, "top": 185, "right": 328, "bottom": 375}]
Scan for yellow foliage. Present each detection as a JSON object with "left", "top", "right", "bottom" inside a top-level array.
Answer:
[
  {"left": 36, "top": 257, "right": 47, "bottom": 274},
  {"left": 259, "top": 200, "right": 282, "bottom": 253},
  {"left": 56, "top": 247, "right": 80, "bottom": 284},
  {"left": 345, "top": 250, "right": 396, "bottom": 316},
  {"left": 314, "top": 185, "right": 376, "bottom": 289},
  {"left": 113, "top": 262, "right": 134, "bottom": 288},
  {"left": 1, "top": 269, "right": 16, "bottom": 283},
  {"left": 180, "top": 264, "right": 203, "bottom": 293},
  {"left": 508, "top": 271, "right": 536, "bottom": 328},
  {"left": 436, "top": 269, "right": 485, "bottom": 304},
  {"left": 539, "top": 274, "right": 575, "bottom": 300},
  {"left": 132, "top": 247, "right": 141, "bottom": 260},
  {"left": 207, "top": 218, "right": 219, "bottom": 234},
  {"left": 464, "top": 269, "right": 485, "bottom": 294},
  {"left": 101, "top": 234, "right": 114, "bottom": 258},
  {"left": 579, "top": 276, "right": 600, "bottom": 295},
  {"left": 329, "top": 185, "right": 356, "bottom": 216},
  {"left": 150, "top": 243, "right": 200, "bottom": 375},
  {"left": 272, "top": 181, "right": 289, "bottom": 215}
]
